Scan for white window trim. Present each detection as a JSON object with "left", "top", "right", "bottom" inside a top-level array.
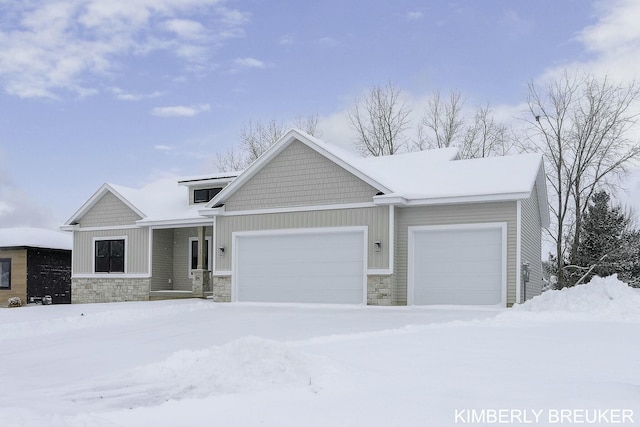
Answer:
[
  {"left": 92, "top": 236, "right": 128, "bottom": 274},
  {"left": 407, "top": 222, "right": 508, "bottom": 307},
  {"left": 188, "top": 236, "right": 212, "bottom": 278}
]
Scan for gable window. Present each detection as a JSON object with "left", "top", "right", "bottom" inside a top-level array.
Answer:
[
  {"left": 0, "top": 258, "right": 10, "bottom": 289},
  {"left": 189, "top": 237, "right": 211, "bottom": 275},
  {"left": 95, "top": 239, "right": 125, "bottom": 273},
  {"left": 194, "top": 188, "right": 222, "bottom": 203}
]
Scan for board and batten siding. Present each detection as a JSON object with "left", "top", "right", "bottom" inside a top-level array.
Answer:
[
  {"left": 520, "top": 185, "right": 544, "bottom": 301},
  {"left": 72, "top": 228, "right": 149, "bottom": 275},
  {"left": 223, "top": 140, "right": 380, "bottom": 212},
  {"left": 396, "top": 202, "right": 518, "bottom": 306},
  {"left": 151, "top": 229, "right": 174, "bottom": 291},
  {"left": 79, "top": 192, "right": 142, "bottom": 227},
  {"left": 215, "top": 206, "right": 389, "bottom": 272}
]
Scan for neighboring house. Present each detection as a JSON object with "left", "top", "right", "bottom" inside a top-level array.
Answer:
[
  {"left": 0, "top": 227, "right": 72, "bottom": 305},
  {"left": 64, "top": 129, "right": 549, "bottom": 307},
  {"left": 62, "top": 173, "right": 239, "bottom": 303}
]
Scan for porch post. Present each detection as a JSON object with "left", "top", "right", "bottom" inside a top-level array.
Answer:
[{"left": 192, "top": 225, "right": 209, "bottom": 298}]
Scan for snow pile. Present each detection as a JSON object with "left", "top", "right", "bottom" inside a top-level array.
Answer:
[
  {"left": 511, "top": 275, "right": 640, "bottom": 321},
  {"left": 79, "top": 336, "right": 322, "bottom": 408}
]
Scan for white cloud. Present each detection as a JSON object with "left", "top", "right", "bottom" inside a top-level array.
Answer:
[
  {"left": 154, "top": 144, "right": 174, "bottom": 151},
  {"left": 279, "top": 34, "right": 294, "bottom": 46},
  {"left": 151, "top": 104, "right": 211, "bottom": 117},
  {"left": 0, "top": 0, "right": 250, "bottom": 98},
  {"left": 540, "top": 0, "right": 640, "bottom": 84},
  {"left": 406, "top": 11, "right": 423, "bottom": 21},
  {"left": 111, "top": 87, "right": 163, "bottom": 101},
  {"left": 234, "top": 57, "right": 266, "bottom": 69}
]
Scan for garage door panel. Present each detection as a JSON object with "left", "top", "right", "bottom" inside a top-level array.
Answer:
[
  {"left": 235, "top": 230, "right": 365, "bottom": 304},
  {"left": 411, "top": 225, "right": 504, "bottom": 306}
]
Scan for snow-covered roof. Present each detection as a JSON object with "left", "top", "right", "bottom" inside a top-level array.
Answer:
[
  {"left": 64, "top": 173, "right": 239, "bottom": 228},
  {"left": 207, "top": 129, "right": 549, "bottom": 225},
  {"left": 0, "top": 227, "right": 72, "bottom": 251},
  {"left": 65, "top": 129, "right": 549, "bottom": 229}
]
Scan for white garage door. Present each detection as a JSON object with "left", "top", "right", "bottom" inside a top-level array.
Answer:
[
  {"left": 234, "top": 229, "right": 365, "bottom": 304},
  {"left": 409, "top": 224, "right": 505, "bottom": 305}
]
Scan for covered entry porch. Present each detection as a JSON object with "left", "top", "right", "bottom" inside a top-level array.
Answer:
[{"left": 148, "top": 225, "right": 213, "bottom": 300}]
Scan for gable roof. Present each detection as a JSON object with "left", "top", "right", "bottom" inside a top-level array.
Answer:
[
  {"left": 64, "top": 173, "right": 240, "bottom": 228},
  {"left": 205, "top": 129, "right": 549, "bottom": 226},
  {"left": 0, "top": 227, "right": 72, "bottom": 250}
]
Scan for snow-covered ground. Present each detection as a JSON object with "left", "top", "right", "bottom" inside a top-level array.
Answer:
[{"left": 1, "top": 276, "right": 639, "bottom": 427}]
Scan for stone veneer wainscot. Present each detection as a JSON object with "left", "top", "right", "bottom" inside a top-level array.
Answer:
[{"left": 72, "top": 278, "right": 150, "bottom": 303}]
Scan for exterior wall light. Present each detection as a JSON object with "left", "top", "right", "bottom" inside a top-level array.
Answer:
[
  {"left": 374, "top": 240, "right": 381, "bottom": 252},
  {"left": 218, "top": 245, "right": 225, "bottom": 256}
]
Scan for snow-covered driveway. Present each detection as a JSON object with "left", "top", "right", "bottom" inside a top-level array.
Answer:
[{"left": 1, "top": 276, "right": 639, "bottom": 427}]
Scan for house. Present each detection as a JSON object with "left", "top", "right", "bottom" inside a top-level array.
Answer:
[
  {"left": 62, "top": 172, "right": 239, "bottom": 303},
  {"left": 64, "top": 129, "right": 549, "bottom": 307},
  {"left": 0, "top": 227, "right": 73, "bottom": 305}
]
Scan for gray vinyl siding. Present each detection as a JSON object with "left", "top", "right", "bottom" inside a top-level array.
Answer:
[
  {"left": 72, "top": 228, "right": 149, "bottom": 275},
  {"left": 215, "top": 206, "right": 389, "bottom": 271},
  {"left": 395, "top": 202, "right": 518, "bottom": 306},
  {"left": 224, "top": 140, "right": 380, "bottom": 212},
  {"left": 151, "top": 229, "right": 174, "bottom": 291},
  {"left": 79, "top": 192, "right": 142, "bottom": 227},
  {"left": 172, "top": 227, "right": 213, "bottom": 291},
  {"left": 520, "top": 185, "right": 544, "bottom": 301}
]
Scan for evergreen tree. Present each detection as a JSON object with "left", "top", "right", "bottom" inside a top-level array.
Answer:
[{"left": 571, "top": 191, "right": 630, "bottom": 285}]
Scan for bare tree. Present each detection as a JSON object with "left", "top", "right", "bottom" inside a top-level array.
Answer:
[
  {"left": 416, "top": 90, "right": 465, "bottom": 150},
  {"left": 349, "top": 82, "right": 411, "bottom": 156},
  {"left": 459, "top": 104, "right": 511, "bottom": 159},
  {"left": 523, "top": 71, "right": 640, "bottom": 288},
  {"left": 217, "top": 115, "right": 321, "bottom": 172},
  {"left": 293, "top": 113, "right": 321, "bottom": 137},
  {"left": 416, "top": 92, "right": 510, "bottom": 158}
]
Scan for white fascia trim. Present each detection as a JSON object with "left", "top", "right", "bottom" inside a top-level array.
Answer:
[
  {"left": 373, "top": 195, "right": 408, "bottom": 206},
  {"left": 407, "top": 222, "right": 508, "bottom": 307},
  {"left": 60, "top": 225, "right": 78, "bottom": 231},
  {"left": 199, "top": 206, "right": 225, "bottom": 217},
  {"left": 209, "top": 202, "right": 377, "bottom": 217},
  {"left": 375, "top": 192, "right": 532, "bottom": 207},
  {"left": 142, "top": 218, "right": 212, "bottom": 228},
  {"left": 73, "top": 274, "right": 150, "bottom": 279},
  {"left": 70, "top": 225, "right": 142, "bottom": 232}
]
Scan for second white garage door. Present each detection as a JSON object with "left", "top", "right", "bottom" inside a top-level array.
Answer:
[
  {"left": 233, "top": 228, "right": 366, "bottom": 304},
  {"left": 409, "top": 224, "right": 506, "bottom": 306}
]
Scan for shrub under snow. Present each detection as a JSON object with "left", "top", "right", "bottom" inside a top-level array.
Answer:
[
  {"left": 7, "top": 297, "right": 23, "bottom": 308},
  {"left": 513, "top": 275, "right": 640, "bottom": 321}
]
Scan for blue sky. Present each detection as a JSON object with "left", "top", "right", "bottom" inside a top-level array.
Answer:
[{"left": 0, "top": 0, "right": 639, "bottom": 229}]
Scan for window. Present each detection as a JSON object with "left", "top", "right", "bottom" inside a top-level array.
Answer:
[
  {"left": 0, "top": 258, "right": 10, "bottom": 289},
  {"left": 194, "top": 188, "right": 222, "bottom": 203},
  {"left": 95, "top": 239, "right": 125, "bottom": 273},
  {"left": 189, "top": 237, "right": 211, "bottom": 274}
]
